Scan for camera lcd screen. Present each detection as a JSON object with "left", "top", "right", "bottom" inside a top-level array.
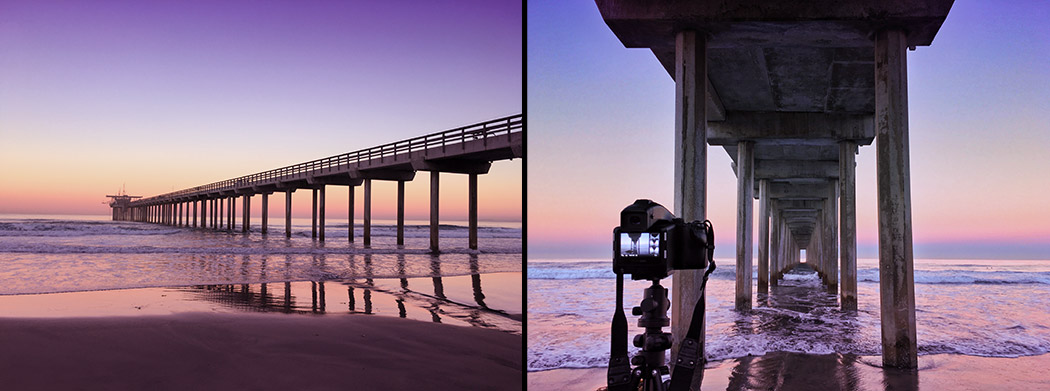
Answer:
[{"left": 620, "top": 232, "right": 661, "bottom": 257}]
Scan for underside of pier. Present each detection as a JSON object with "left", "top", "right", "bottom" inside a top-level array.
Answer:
[{"left": 597, "top": 0, "right": 954, "bottom": 371}]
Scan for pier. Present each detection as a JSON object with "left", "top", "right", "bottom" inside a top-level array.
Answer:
[
  {"left": 110, "top": 115, "right": 523, "bottom": 252},
  {"left": 596, "top": 0, "right": 954, "bottom": 369}
]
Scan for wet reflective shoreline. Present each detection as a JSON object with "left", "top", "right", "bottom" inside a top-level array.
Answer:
[{"left": 0, "top": 272, "right": 522, "bottom": 334}]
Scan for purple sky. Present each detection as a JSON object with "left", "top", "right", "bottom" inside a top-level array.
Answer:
[{"left": 0, "top": 0, "right": 522, "bottom": 222}]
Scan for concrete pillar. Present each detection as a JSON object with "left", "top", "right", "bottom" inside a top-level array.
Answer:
[
  {"left": 243, "top": 195, "right": 250, "bottom": 233},
  {"left": 840, "top": 141, "right": 858, "bottom": 310},
  {"left": 735, "top": 141, "right": 754, "bottom": 310},
  {"left": 814, "top": 214, "right": 824, "bottom": 280},
  {"left": 192, "top": 201, "right": 197, "bottom": 228},
  {"left": 262, "top": 193, "right": 269, "bottom": 235},
  {"left": 212, "top": 199, "right": 218, "bottom": 229},
  {"left": 311, "top": 189, "right": 318, "bottom": 238},
  {"left": 200, "top": 199, "right": 206, "bottom": 229},
  {"left": 670, "top": 30, "right": 707, "bottom": 377},
  {"left": 230, "top": 197, "right": 235, "bottom": 231},
  {"left": 364, "top": 179, "right": 372, "bottom": 245},
  {"left": 218, "top": 198, "right": 224, "bottom": 230},
  {"left": 770, "top": 207, "right": 781, "bottom": 286},
  {"left": 397, "top": 180, "right": 405, "bottom": 246},
  {"left": 348, "top": 185, "right": 356, "bottom": 242},
  {"left": 468, "top": 173, "right": 478, "bottom": 250},
  {"left": 826, "top": 182, "right": 839, "bottom": 292},
  {"left": 875, "top": 28, "right": 917, "bottom": 369},
  {"left": 177, "top": 203, "right": 182, "bottom": 226},
  {"left": 757, "top": 180, "right": 770, "bottom": 293},
  {"left": 430, "top": 172, "right": 439, "bottom": 253},
  {"left": 318, "top": 186, "right": 326, "bottom": 241},
  {"left": 285, "top": 190, "right": 293, "bottom": 238}
]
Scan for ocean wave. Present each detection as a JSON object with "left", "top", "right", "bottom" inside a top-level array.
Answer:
[
  {"left": 0, "top": 220, "right": 521, "bottom": 239},
  {"left": 528, "top": 262, "right": 1050, "bottom": 286},
  {"left": 0, "top": 244, "right": 520, "bottom": 256},
  {"left": 858, "top": 268, "right": 1050, "bottom": 285}
]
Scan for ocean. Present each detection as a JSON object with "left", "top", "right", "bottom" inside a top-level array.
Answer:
[
  {"left": 0, "top": 214, "right": 522, "bottom": 332},
  {"left": 527, "top": 257, "right": 1050, "bottom": 371}
]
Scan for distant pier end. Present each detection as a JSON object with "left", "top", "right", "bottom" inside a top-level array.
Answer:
[{"left": 109, "top": 114, "right": 523, "bottom": 252}]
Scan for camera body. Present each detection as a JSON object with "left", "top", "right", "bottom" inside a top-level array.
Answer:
[{"left": 613, "top": 199, "right": 712, "bottom": 281}]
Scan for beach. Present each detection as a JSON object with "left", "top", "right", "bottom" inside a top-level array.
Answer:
[
  {"left": 528, "top": 352, "right": 1050, "bottom": 390},
  {"left": 528, "top": 257, "right": 1050, "bottom": 389},
  {"left": 0, "top": 312, "right": 521, "bottom": 390},
  {"left": 0, "top": 215, "right": 523, "bottom": 389}
]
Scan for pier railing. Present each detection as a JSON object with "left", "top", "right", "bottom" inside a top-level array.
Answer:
[{"left": 135, "top": 114, "right": 522, "bottom": 204}]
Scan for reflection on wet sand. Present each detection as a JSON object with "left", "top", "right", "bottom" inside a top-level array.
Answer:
[
  {"left": 179, "top": 253, "right": 519, "bottom": 333},
  {"left": 717, "top": 264, "right": 916, "bottom": 390}
]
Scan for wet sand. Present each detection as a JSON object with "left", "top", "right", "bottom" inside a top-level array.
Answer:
[
  {"left": 0, "top": 312, "right": 521, "bottom": 390},
  {"left": 0, "top": 273, "right": 522, "bottom": 389},
  {"left": 528, "top": 352, "right": 1050, "bottom": 390}
]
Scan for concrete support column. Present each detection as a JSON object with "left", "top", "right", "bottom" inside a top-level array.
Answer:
[
  {"left": 311, "top": 189, "right": 318, "bottom": 239},
  {"left": 397, "top": 180, "right": 405, "bottom": 246},
  {"left": 177, "top": 203, "right": 182, "bottom": 226},
  {"left": 318, "top": 186, "right": 326, "bottom": 241},
  {"left": 757, "top": 180, "right": 770, "bottom": 293},
  {"left": 735, "top": 141, "right": 754, "bottom": 310},
  {"left": 262, "top": 193, "right": 269, "bottom": 235},
  {"left": 192, "top": 201, "right": 197, "bottom": 228},
  {"left": 364, "top": 179, "right": 372, "bottom": 245},
  {"left": 430, "top": 172, "right": 439, "bottom": 253},
  {"left": 200, "top": 200, "right": 206, "bottom": 229},
  {"left": 826, "top": 182, "right": 839, "bottom": 293},
  {"left": 230, "top": 197, "right": 236, "bottom": 231},
  {"left": 840, "top": 141, "right": 858, "bottom": 310},
  {"left": 243, "top": 195, "right": 250, "bottom": 233},
  {"left": 814, "top": 214, "right": 824, "bottom": 280},
  {"left": 218, "top": 198, "right": 224, "bottom": 230},
  {"left": 348, "top": 185, "right": 356, "bottom": 242},
  {"left": 770, "top": 207, "right": 781, "bottom": 286},
  {"left": 670, "top": 30, "right": 708, "bottom": 376},
  {"left": 285, "top": 190, "right": 293, "bottom": 238},
  {"left": 875, "top": 28, "right": 917, "bottom": 369},
  {"left": 468, "top": 173, "right": 478, "bottom": 250}
]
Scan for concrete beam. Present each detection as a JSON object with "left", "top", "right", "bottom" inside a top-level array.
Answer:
[
  {"left": 307, "top": 174, "right": 363, "bottom": 186},
  {"left": 733, "top": 160, "right": 840, "bottom": 183},
  {"left": 772, "top": 199, "right": 824, "bottom": 210},
  {"left": 594, "top": 1, "right": 953, "bottom": 49},
  {"left": 707, "top": 112, "right": 874, "bottom": 145},
  {"left": 411, "top": 158, "right": 491, "bottom": 175},
  {"left": 350, "top": 168, "right": 416, "bottom": 182},
  {"left": 766, "top": 182, "right": 833, "bottom": 200},
  {"left": 725, "top": 143, "right": 840, "bottom": 162}
]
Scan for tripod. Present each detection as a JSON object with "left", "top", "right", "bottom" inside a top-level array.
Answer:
[
  {"left": 629, "top": 280, "right": 673, "bottom": 391},
  {"left": 609, "top": 259, "right": 717, "bottom": 391}
]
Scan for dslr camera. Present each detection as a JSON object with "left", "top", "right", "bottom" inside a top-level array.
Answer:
[{"left": 613, "top": 199, "right": 713, "bottom": 281}]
